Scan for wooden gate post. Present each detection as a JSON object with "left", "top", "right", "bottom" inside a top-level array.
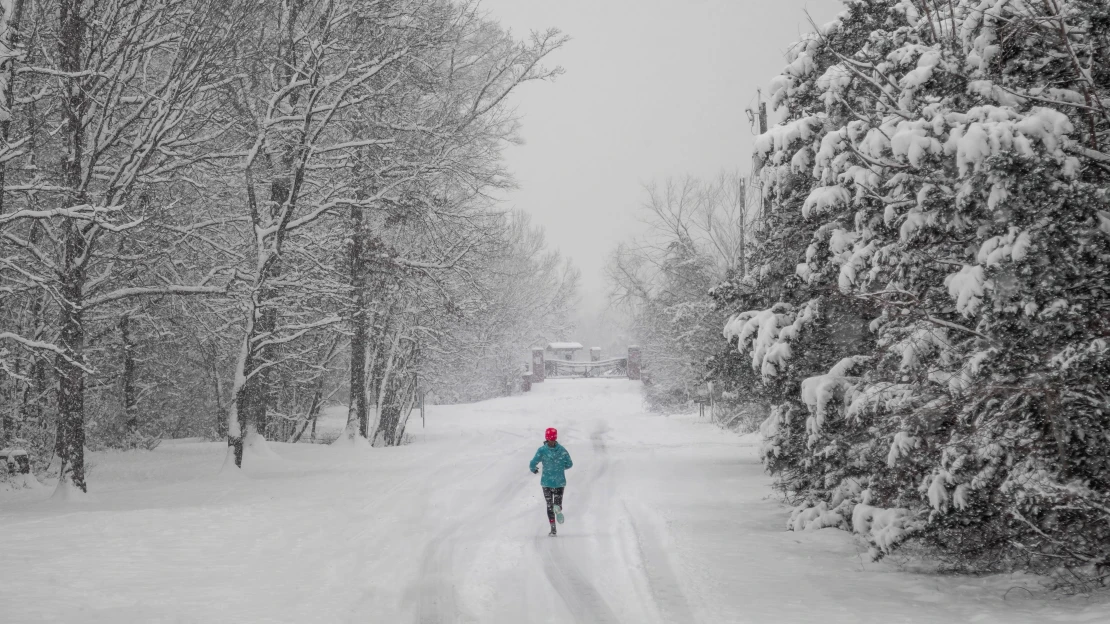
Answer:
[
  {"left": 627, "top": 346, "right": 641, "bottom": 380},
  {"left": 531, "top": 348, "right": 545, "bottom": 383}
]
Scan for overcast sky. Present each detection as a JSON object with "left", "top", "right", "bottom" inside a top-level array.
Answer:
[{"left": 480, "top": 0, "right": 843, "bottom": 314}]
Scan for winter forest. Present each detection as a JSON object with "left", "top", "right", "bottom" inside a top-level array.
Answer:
[
  {"left": 0, "top": 0, "right": 576, "bottom": 489},
  {"left": 2, "top": 0, "right": 1109, "bottom": 622}
]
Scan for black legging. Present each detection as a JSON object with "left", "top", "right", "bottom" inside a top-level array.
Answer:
[{"left": 542, "top": 486, "right": 564, "bottom": 523}]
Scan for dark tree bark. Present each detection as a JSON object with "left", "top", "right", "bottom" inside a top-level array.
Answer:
[
  {"left": 0, "top": 0, "right": 26, "bottom": 216},
  {"left": 55, "top": 0, "right": 90, "bottom": 492},
  {"left": 119, "top": 314, "right": 138, "bottom": 435},
  {"left": 348, "top": 203, "right": 369, "bottom": 438},
  {"left": 56, "top": 226, "right": 89, "bottom": 491}
]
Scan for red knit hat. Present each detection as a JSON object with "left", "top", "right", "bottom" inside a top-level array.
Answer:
[{"left": 545, "top": 427, "right": 558, "bottom": 441}]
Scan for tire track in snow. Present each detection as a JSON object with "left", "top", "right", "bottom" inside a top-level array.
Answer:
[
  {"left": 624, "top": 501, "right": 698, "bottom": 623},
  {"left": 414, "top": 530, "right": 465, "bottom": 624},
  {"left": 539, "top": 536, "right": 621, "bottom": 624},
  {"left": 413, "top": 450, "right": 530, "bottom": 624},
  {"left": 343, "top": 446, "right": 477, "bottom": 619}
]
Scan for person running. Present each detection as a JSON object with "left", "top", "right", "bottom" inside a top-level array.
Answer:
[{"left": 529, "top": 427, "right": 573, "bottom": 536}]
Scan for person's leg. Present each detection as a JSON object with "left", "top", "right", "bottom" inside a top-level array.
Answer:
[
  {"left": 553, "top": 487, "right": 565, "bottom": 523},
  {"left": 542, "top": 487, "right": 556, "bottom": 524}
]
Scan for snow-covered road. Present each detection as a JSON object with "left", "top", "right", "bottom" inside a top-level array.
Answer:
[{"left": 2, "top": 379, "right": 1107, "bottom": 623}]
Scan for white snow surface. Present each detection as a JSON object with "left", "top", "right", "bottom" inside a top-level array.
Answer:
[{"left": 2, "top": 379, "right": 1107, "bottom": 623}]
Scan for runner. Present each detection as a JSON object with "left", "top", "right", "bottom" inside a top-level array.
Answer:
[{"left": 529, "top": 427, "right": 573, "bottom": 536}]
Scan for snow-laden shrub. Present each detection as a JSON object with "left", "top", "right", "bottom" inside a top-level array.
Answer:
[
  {"left": 788, "top": 500, "right": 848, "bottom": 532},
  {"left": 714, "top": 0, "right": 1110, "bottom": 573}
]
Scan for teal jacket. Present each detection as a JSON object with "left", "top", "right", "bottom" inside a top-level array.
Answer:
[{"left": 530, "top": 443, "right": 573, "bottom": 488}]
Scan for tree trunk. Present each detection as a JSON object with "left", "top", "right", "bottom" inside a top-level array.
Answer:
[
  {"left": 247, "top": 296, "right": 276, "bottom": 441},
  {"left": 375, "top": 382, "right": 398, "bottom": 446},
  {"left": 56, "top": 224, "right": 88, "bottom": 491},
  {"left": 55, "top": 0, "right": 90, "bottom": 492},
  {"left": 369, "top": 328, "right": 401, "bottom": 444},
  {"left": 1, "top": 361, "right": 12, "bottom": 445},
  {"left": 240, "top": 320, "right": 269, "bottom": 442},
  {"left": 374, "top": 340, "right": 419, "bottom": 446},
  {"left": 227, "top": 326, "right": 252, "bottom": 467},
  {"left": 234, "top": 0, "right": 305, "bottom": 449},
  {"left": 226, "top": 172, "right": 291, "bottom": 464},
  {"left": 235, "top": 174, "right": 291, "bottom": 451},
  {"left": 391, "top": 375, "right": 418, "bottom": 446},
  {"left": 347, "top": 203, "right": 369, "bottom": 438},
  {"left": 120, "top": 314, "right": 138, "bottom": 435},
  {"left": 0, "top": 0, "right": 26, "bottom": 216}
]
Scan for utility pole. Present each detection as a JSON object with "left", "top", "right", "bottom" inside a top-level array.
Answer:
[
  {"left": 738, "top": 177, "right": 747, "bottom": 277},
  {"left": 758, "top": 93, "right": 768, "bottom": 134},
  {"left": 753, "top": 89, "right": 768, "bottom": 230},
  {"left": 752, "top": 89, "right": 768, "bottom": 175},
  {"left": 743, "top": 89, "right": 770, "bottom": 269}
]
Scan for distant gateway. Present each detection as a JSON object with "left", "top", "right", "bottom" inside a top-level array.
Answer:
[{"left": 525, "top": 344, "right": 642, "bottom": 385}]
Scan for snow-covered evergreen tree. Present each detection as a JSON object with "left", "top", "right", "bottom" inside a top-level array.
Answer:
[{"left": 719, "top": 0, "right": 1110, "bottom": 572}]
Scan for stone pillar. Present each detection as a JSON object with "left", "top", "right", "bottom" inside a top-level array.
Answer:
[
  {"left": 531, "top": 347, "right": 545, "bottom": 383},
  {"left": 590, "top": 347, "right": 601, "bottom": 362},
  {"left": 627, "top": 346, "right": 641, "bottom": 380}
]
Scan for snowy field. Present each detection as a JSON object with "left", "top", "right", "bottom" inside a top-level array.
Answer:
[{"left": 2, "top": 379, "right": 1107, "bottom": 623}]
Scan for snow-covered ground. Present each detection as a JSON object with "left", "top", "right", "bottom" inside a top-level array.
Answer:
[{"left": 1, "top": 379, "right": 1107, "bottom": 623}]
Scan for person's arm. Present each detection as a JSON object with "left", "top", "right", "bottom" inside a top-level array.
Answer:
[
  {"left": 529, "top": 448, "right": 542, "bottom": 473},
  {"left": 562, "top": 447, "right": 573, "bottom": 470}
]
